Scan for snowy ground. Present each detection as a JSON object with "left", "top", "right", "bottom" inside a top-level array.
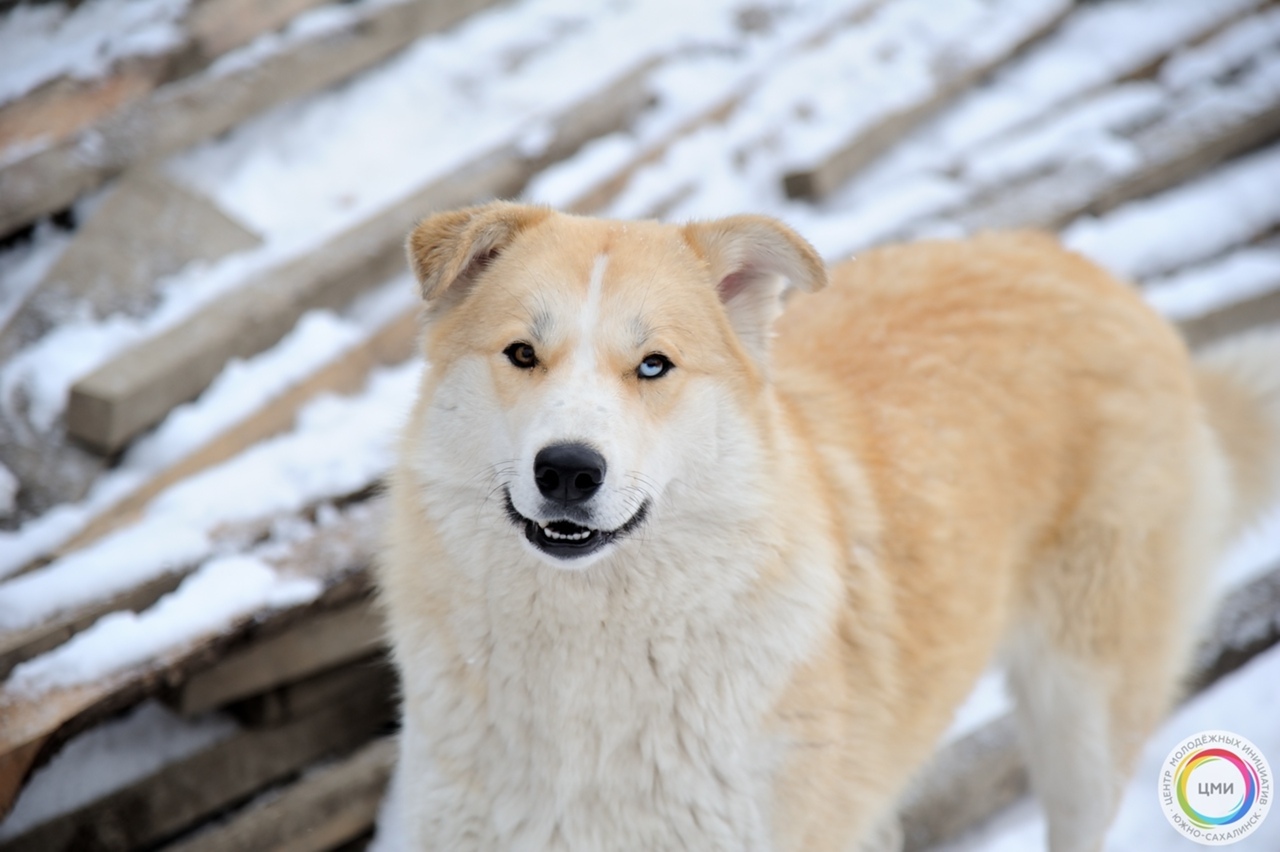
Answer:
[{"left": 1, "top": 0, "right": 1279, "bottom": 847}]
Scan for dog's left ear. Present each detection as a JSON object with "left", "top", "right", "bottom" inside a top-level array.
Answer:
[
  {"left": 683, "top": 215, "right": 827, "bottom": 364},
  {"left": 406, "top": 202, "right": 551, "bottom": 314}
]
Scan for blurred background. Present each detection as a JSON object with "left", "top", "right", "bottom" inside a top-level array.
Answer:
[{"left": 0, "top": 0, "right": 1278, "bottom": 849}]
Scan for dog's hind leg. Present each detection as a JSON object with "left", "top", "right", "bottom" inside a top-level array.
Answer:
[{"left": 1003, "top": 515, "right": 1212, "bottom": 852}]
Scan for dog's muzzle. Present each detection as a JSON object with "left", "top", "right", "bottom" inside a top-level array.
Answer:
[{"left": 503, "top": 490, "right": 649, "bottom": 560}]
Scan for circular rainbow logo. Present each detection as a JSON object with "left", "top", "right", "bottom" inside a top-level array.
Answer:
[
  {"left": 1174, "top": 747, "right": 1259, "bottom": 828},
  {"left": 1159, "top": 730, "right": 1271, "bottom": 846}
]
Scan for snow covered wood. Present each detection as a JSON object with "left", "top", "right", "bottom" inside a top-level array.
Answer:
[
  {"left": 159, "top": 736, "right": 395, "bottom": 852},
  {"left": 953, "top": 26, "right": 1280, "bottom": 231},
  {"left": 780, "top": 0, "right": 1070, "bottom": 201},
  {"left": 0, "top": 0, "right": 503, "bottom": 235},
  {"left": 0, "top": 506, "right": 379, "bottom": 817},
  {"left": 173, "top": 598, "right": 383, "bottom": 717},
  {"left": 57, "top": 307, "right": 418, "bottom": 559},
  {"left": 0, "top": 170, "right": 261, "bottom": 361},
  {"left": 0, "top": 688, "right": 393, "bottom": 852}
]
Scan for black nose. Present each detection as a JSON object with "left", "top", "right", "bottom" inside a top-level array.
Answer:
[{"left": 534, "top": 443, "right": 606, "bottom": 503}]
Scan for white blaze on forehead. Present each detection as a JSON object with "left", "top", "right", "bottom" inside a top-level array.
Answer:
[{"left": 575, "top": 253, "right": 609, "bottom": 369}]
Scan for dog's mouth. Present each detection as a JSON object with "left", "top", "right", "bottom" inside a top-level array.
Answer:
[{"left": 503, "top": 491, "right": 649, "bottom": 560}]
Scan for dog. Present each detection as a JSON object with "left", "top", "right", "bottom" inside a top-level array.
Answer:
[{"left": 374, "top": 202, "right": 1280, "bottom": 851}]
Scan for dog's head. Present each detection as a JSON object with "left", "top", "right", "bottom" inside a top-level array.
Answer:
[{"left": 403, "top": 202, "right": 825, "bottom": 569}]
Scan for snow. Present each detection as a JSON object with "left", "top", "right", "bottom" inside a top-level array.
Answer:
[
  {"left": 204, "top": 0, "right": 400, "bottom": 78},
  {"left": 0, "top": 0, "right": 190, "bottom": 109},
  {"left": 1063, "top": 144, "right": 1280, "bottom": 281},
  {"left": 787, "top": 0, "right": 1274, "bottom": 258},
  {"left": 0, "top": 700, "right": 237, "bottom": 839},
  {"left": 0, "top": 360, "right": 417, "bottom": 631},
  {"left": 170, "top": 0, "right": 759, "bottom": 245},
  {"left": 0, "top": 463, "right": 16, "bottom": 518},
  {"left": 1145, "top": 248, "right": 1280, "bottom": 321},
  {"left": 0, "top": 224, "right": 72, "bottom": 333},
  {"left": 958, "top": 83, "right": 1165, "bottom": 191},
  {"left": 1160, "top": 6, "right": 1280, "bottom": 92},
  {"left": 0, "top": 233, "right": 317, "bottom": 434},
  {"left": 939, "top": 643, "right": 1280, "bottom": 851},
  {"left": 912, "top": 0, "right": 1263, "bottom": 157},
  {"left": 0, "top": 275, "right": 416, "bottom": 580},
  {"left": 6, "top": 554, "right": 320, "bottom": 694},
  {"left": 778, "top": 0, "right": 1070, "bottom": 168},
  {"left": 943, "top": 669, "right": 1014, "bottom": 744}
]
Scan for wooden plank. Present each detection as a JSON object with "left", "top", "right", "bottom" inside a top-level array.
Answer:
[
  {"left": 187, "top": 0, "right": 335, "bottom": 60},
  {"left": 0, "top": 509, "right": 380, "bottom": 818},
  {"left": 0, "top": 59, "right": 166, "bottom": 158},
  {"left": 779, "top": 1, "right": 1070, "bottom": 201},
  {"left": 898, "top": 561, "right": 1280, "bottom": 849},
  {"left": 173, "top": 598, "right": 385, "bottom": 717},
  {"left": 0, "top": 572, "right": 187, "bottom": 683},
  {"left": 955, "top": 58, "right": 1280, "bottom": 231},
  {"left": 0, "top": 0, "right": 334, "bottom": 161},
  {"left": 0, "top": 169, "right": 261, "bottom": 364},
  {"left": 0, "top": 314, "right": 417, "bottom": 677},
  {"left": 227, "top": 654, "right": 394, "bottom": 727},
  {"left": 898, "top": 715, "right": 1024, "bottom": 852},
  {"left": 1179, "top": 287, "right": 1280, "bottom": 349},
  {"left": 64, "top": 58, "right": 652, "bottom": 453},
  {"left": 56, "top": 307, "right": 418, "bottom": 558},
  {"left": 0, "top": 688, "right": 394, "bottom": 852},
  {"left": 0, "top": 0, "right": 505, "bottom": 235},
  {"left": 159, "top": 736, "right": 396, "bottom": 852}
]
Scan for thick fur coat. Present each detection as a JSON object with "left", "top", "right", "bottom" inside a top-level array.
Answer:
[{"left": 375, "top": 204, "right": 1280, "bottom": 852}]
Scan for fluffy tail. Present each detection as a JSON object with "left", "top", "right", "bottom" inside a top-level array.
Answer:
[{"left": 1194, "top": 330, "right": 1280, "bottom": 540}]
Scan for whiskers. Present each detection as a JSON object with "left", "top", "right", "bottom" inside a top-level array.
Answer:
[
  {"left": 473, "top": 460, "right": 518, "bottom": 525},
  {"left": 620, "top": 470, "right": 659, "bottom": 550}
]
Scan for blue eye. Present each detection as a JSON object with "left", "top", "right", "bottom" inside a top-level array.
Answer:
[{"left": 637, "top": 354, "right": 674, "bottom": 379}]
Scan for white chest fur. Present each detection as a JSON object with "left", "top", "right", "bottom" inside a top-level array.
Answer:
[{"left": 387, "top": 527, "right": 838, "bottom": 852}]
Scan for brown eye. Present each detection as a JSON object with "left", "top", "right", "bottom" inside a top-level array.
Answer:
[
  {"left": 504, "top": 342, "right": 538, "bottom": 369},
  {"left": 637, "top": 353, "right": 674, "bottom": 380}
]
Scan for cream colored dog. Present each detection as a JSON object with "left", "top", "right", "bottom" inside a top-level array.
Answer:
[{"left": 375, "top": 202, "right": 1280, "bottom": 851}]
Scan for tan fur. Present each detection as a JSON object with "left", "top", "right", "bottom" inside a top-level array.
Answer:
[{"left": 376, "top": 205, "right": 1280, "bottom": 852}]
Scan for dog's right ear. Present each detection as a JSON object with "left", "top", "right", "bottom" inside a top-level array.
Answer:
[{"left": 406, "top": 202, "right": 551, "bottom": 310}]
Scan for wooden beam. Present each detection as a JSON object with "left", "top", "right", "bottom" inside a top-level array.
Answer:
[
  {"left": 956, "top": 70, "right": 1280, "bottom": 231},
  {"left": 172, "top": 598, "right": 385, "bottom": 717},
  {"left": 0, "top": 509, "right": 380, "bottom": 818},
  {"left": 57, "top": 306, "right": 418, "bottom": 558},
  {"left": 1179, "top": 285, "right": 1280, "bottom": 350},
  {"left": 0, "top": 688, "right": 394, "bottom": 852},
  {"left": 159, "top": 736, "right": 396, "bottom": 852},
  {"left": 227, "top": 654, "right": 394, "bottom": 728},
  {"left": 2, "top": 171, "right": 261, "bottom": 349},
  {"left": 187, "top": 0, "right": 335, "bottom": 61},
  {"left": 0, "top": 0, "right": 505, "bottom": 235},
  {"left": 898, "top": 715, "right": 1024, "bottom": 852},
  {"left": 0, "top": 572, "right": 188, "bottom": 682},
  {"left": 63, "top": 59, "right": 652, "bottom": 453},
  {"left": 779, "top": 1, "right": 1069, "bottom": 201}
]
